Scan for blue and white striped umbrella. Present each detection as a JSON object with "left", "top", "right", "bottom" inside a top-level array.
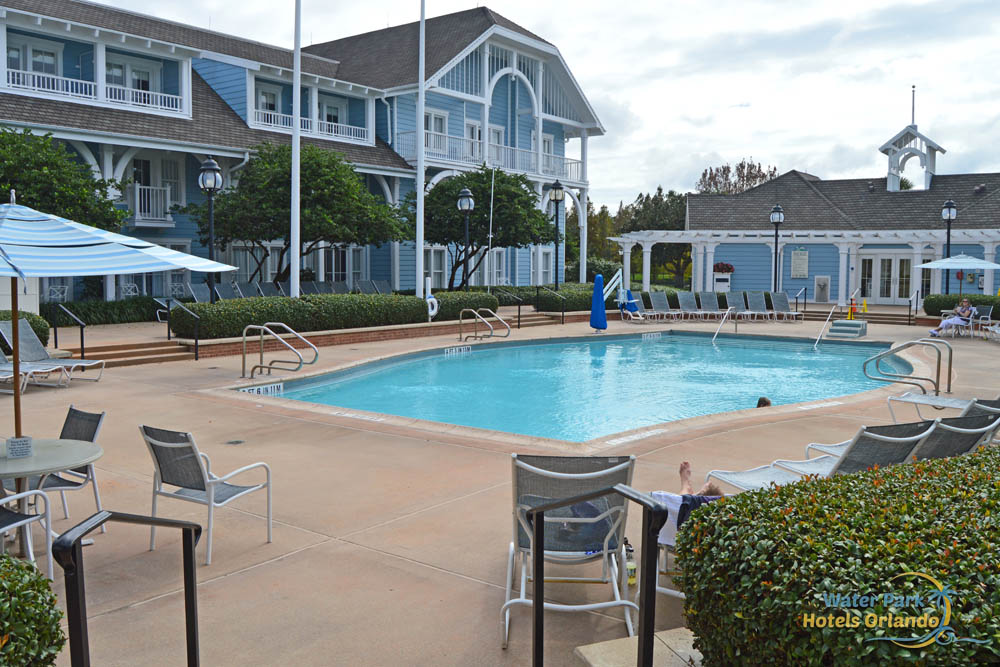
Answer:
[{"left": 0, "top": 203, "right": 235, "bottom": 278}]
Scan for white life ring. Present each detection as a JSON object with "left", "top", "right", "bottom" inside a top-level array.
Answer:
[{"left": 426, "top": 296, "right": 439, "bottom": 319}]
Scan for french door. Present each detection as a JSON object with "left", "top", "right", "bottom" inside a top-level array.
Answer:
[{"left": 859, "top": 255, "right": 912, "bottom": 305}]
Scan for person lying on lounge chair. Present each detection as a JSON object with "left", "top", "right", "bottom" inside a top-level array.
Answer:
[
  {"left": 930, "top": 299, "right": 974, "bottom": 337},
  {"left": 651, "top": 462, "right": 723, "bottom": 548}
]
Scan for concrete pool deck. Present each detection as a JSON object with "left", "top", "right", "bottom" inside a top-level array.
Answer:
[{"left": 3, "top": 316, "right": 994, "bottom": 665}]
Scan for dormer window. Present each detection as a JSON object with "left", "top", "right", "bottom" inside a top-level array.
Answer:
[
  {"left": 105, "top": 55, "right": 160, "bottom": 96},
  {"left": 6, "top": 36, "right": 63, "bottom": 76},
  {"left": 258, "top": 89, "right": 278, "bottom": 112}
]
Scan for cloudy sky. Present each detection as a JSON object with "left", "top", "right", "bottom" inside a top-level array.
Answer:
[{"left": 101, "top": 0, "right": 999, "bottom": 209}]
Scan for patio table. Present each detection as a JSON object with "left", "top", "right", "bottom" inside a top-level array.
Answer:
[{"left": 0, "top": 438, "right": 103, "bottom": 556}]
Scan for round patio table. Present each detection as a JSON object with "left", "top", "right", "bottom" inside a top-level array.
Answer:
[{"left": 0, "top": 438, "right": 103, "bottom": 556}]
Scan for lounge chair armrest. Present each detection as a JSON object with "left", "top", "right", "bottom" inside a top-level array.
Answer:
[
  {"left": 199, "top": 452, "right": 213, "bottom": 476},
  {"left": 215, "top": 461, "right": 271, "bottom": 484},
  {"left": 0, "top": 489, "right": 50, "bottom": 509}
]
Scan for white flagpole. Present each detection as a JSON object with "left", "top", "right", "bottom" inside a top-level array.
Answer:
[
  {"left": 290, "top": 0, "right": 302, "bottom": 297},
  {"left": 487, "top": 167, "right": 495, "bottom": 286},
  {"left": 415, "top": 0, "right": 426, "bottom": 298}
]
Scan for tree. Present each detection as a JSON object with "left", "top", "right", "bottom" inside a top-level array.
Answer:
[
  {"left": 179, "top": 143, "right": 407, "bottom": 281},
  {"left": 617, "top": 187, "right": 689, "bottom": 286},
  {"left": 403, "top": 166, "right": 554, "bottom": 290},
  {"left": 565, "top": 200, "right": 621, "bottom": 266},
  {"left": 0, "top": 128, "right": 127, "bottom": 229},
  {"left": 899, "top": 177, "right": 914, "bottom": 191},
  {"left": 696, "top": 158, "right": 779, "bottom": 194}
]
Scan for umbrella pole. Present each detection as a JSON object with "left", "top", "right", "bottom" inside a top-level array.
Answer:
[{"left": 10, "top": 277, "right": 20, "bottom": 438}]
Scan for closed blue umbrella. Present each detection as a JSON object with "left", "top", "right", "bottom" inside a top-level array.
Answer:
[{"left": 0, "top": 201, "right": 236, "bottom": 437}]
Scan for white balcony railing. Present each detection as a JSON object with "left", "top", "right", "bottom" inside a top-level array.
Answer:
[
  {"left": 106, "top": 85, "right": 182, "bottom": 112},
  {"left": 7, "top": 70, "right": 96, "bottom": 99},
  {"left": 131, "top": 185, "right": 172, "bottom": 224},
  {"left": 253, "top": 109, "right": 370, "bottom": 142},
  {"left": 396, "top": 131, "right": 584, "bottom": 181}
]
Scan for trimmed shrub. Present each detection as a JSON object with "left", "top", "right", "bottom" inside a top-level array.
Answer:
[
  {"left": 433, "top": 291, "right": 499, "bottom": 321},
  {"left": 0, "top": 554, "right": 65, "bottom": 665},
  {"left": 922, "top": 293, "right": 999, "bottom": 318},
  {"left": 677, "top": 448, "right": 1000, "bottom": 665},
  {"left": 40, "top": 296, "right": 161, "bottom": 327},
  {"left": 566, "top": 257, "right": 622, "bottom": 283},
  {"left": 169, "top": 294, "right": 429, "bottom": 339},
  {"left": 0, "top": 310, "right": 50, "bottom": 350}
]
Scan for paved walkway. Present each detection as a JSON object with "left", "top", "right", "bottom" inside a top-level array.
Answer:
[{"left": 3, "top": 316, "right": 993, "bottom": 665}]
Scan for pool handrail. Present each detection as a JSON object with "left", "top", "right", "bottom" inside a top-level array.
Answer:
[
  {"left": 793, "top": 286, "right": 807, "bottom": 313},
  {"left": 813, "top": 304, "right": 839, "bottom": 349},
  {"left": 711, "top": 307, "right": 737, "bottom": 343},
  {"left": 862, "top": 338, "right": 952, "bottom": 396},
  {"left": 458, "top": 308, "right": 494, "bottom": 341},
  {"left": 478, "top": 308, "right": 511, "bottom": 338},
  {"left": 241, "top": 322, "right": 319, "bottom": 378}
]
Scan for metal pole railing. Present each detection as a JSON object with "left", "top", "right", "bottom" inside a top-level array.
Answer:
[
  {"left": 52, "top": 303, "right": 87, "bottom": 359},
  {"left": 495, "top": 289, "right": 523, "bottom": 329},
  {"left": 53, "top": 511, "right": 202, "bottom": 667},
  {"left": 527, "top": 484, "right": 669, "bottom": 667}
]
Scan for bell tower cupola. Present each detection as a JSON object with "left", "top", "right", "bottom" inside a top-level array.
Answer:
[{"left": 879, "top": 86, "right": 945, "bottom": 191}]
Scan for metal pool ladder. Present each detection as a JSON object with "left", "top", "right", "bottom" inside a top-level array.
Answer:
[
  {"left": 862, "top": 338, "right": 953, "bottom": 395},
  {"left": 458, "top": 308, "right": 511, "bottom": 341},
  {"left": 242, "top": 322, "right": 319, "bottom": 378}
]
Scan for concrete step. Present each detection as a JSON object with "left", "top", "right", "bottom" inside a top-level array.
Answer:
[
  {"left": 76, "top": 346, "right": 190, "bottom": 361},
  {"left": 61, "top": 341, "right": 177, "bottom": 355},
  {"left": 103, "top": 352, "right": 196, "bottom": 368}
]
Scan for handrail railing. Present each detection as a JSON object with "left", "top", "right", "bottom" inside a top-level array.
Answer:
[
  {"left": 536, "top": 285, "right": 566, "bottom": 324},
  {"left": 162, "top": 298, "right": 200, "bottom": 360},
  {"left": 52, "top": 303, "right": 86, "bottom": 359},
  {"left": 53, "top": 511, "right": 202, "bottom": 667},
  {"left": 458, "top": 308, "right": 495, "bottom": 341},
  {"left": 712, "top": 307, "right": 736, "bottom": 343},
  {"left": 907, "top": 289, "right": 921, "bottom": 326},
  {"left": 494, "top": 289, "right": 522, "bottom": 328},
  {"left": 527, "top": 483, "right": 669, "bottom": 667},
  {"left": 241, "top": 322, "right": 319, "bottom": 378},
  {"left": 603, "top": 268, "right": 623, "bottom": 302},
  {"left": 793, "top": 286, "right": 807, "bottom": 313},
  {"left": 862, "top": 338, "right": 952, "bottom": 396},
  {"left": 478, "top": 308, "right": 511, "bottom": 338},
  {"left": 814, "top": 304, "right": 839, "bottom": 349}
]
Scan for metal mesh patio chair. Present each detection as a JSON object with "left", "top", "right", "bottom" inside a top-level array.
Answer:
[
  {"left": 140, "top": 425, "right": 272, "bottom": 565},
  {"left": 258, "top": 281, "right": 280, "bottom": 297},
  {"left": 697, "top": 292, "right": 725, "bottom": 320},
  {"left": 745, "top": 291, "right": 774, "bottom": 320},
  {"left": 313, "top": 281, "right": 334, "bottom": 294},
  {"left": 0, "top": 320, "right": 104, "bottom": 382},
  {"left": 373, "top": 280, "right": 392, "bottom": 295},
  {"left": 769, "top": 292, "right": 803, "bottom": 322},
  {"left": 235, "top": 282, "right": 258, "bottom": 298},
  {"left": 648, "top": 291, "right": 680, "bottom": 320},
  {"left": 726, "top": 292, "right": 754, "bottom": 321},
  {"left": 214, "top": 282, "right": 242, "bottom": 300},
  {"left": 356, "top": 279, "right": 379, "bottom": 294},
  {"left": 187, "top": 282, "right": 212, "bottom": 303},
  {"left": 676, "top": 291, "right": 703, "bottom": 320},
  {"left": 0, "top": 490, "right": 53, "bottom": 579},
  {"left": 501, "top": 454, "right": 637, "bottom": 648},
  {"left": 4, "top": 406, "right": 107, "bottom": 533},
  {"left": 331, "top": 281, "right": 350, "bottom": 294},
  {"left": 630, "top": 292, "right": 659, "bottom": 321}
]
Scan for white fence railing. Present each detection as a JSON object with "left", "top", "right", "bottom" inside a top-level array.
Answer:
[
  {"left": 7, "top": 70, "right": 96, "bottom": 99},
  {"left": 106, "top": 85, "right": 183, "bottom": 112},
  {"left": 254, "top": 110, "right": 370, "bottom": 142},
  {"left": 397, "top": 131, "right": 583, "bottom": 180},
  {"left": 131, "top": 185, "right": 172, "bottom": 223}
]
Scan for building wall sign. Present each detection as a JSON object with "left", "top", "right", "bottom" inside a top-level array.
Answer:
[{"left": 791, "top": 249, "right": 809, "bottom": 278}]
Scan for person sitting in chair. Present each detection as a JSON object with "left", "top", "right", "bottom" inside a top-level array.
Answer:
[
  {"left": 651, "top": 462, "right": 723, "bottom": 548},
  {"left": 930, "top": 298, "right": 975, "bottom": 337}
]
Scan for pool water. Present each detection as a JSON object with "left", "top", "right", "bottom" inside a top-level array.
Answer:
[{"left": 278, "top": 334, "right": 909, "bottom": 442}]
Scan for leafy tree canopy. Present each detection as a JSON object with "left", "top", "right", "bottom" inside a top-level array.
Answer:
[
  {"left": 618, "top": 187, "right": 689, "bottom": 286},
  {"left": 696, "top": 158, "right": 779, "bottom": 194},
  {"left": 0, "top": 128, "right": 127, "bottom": 229},
  {"left": 402, "top": 166, "right": 554, "bottom": 290},
  {"left": 179, "top": 142, "right": 407, "bottom": 281}
]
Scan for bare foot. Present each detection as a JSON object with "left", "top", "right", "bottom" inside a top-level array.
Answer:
[{"left": 679, "top": 461, "right": 693, "bottom": 495}]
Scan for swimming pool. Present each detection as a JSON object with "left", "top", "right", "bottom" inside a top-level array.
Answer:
[{"left": 275, "top": 333, "right": 909, "bottom": 442}]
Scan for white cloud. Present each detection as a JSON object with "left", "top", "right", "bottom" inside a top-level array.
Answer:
[{"left": 97, "top": 0, "right": 1000, "bottom": 207}]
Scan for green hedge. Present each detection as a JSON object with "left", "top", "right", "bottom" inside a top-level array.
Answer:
[
  {"left": 922, "top": 294, "right": 999, "bottom": 318},
  {"left": 677, "top": 447, "right": 1000, "bottom": 665},
  {"left": 0, "top": 310, "right": 50, "bottom": 350},
  {"left": 40, "top": 296, "right": 161, "bottom": 327},
  {"left": 170, "top": 294, "right": 429, "bottom": 339},
  {"left": 565, "top": 257, "right": 622, "bottom": 283},
  {"left": 433, "top": 291, "right": 499, "bottom": 321},
  {"left": 0, "top": 554, "right": 65, "bottom": 665}
]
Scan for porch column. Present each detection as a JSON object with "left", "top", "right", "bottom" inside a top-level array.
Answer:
[
  {"left": 535, "top": 63, "right": 544, "bottom": 175},
  {"left": 0, "top": 27, "right": 7, "bottom": 92},
  {"left": 579, "top": 187, "right": 588, "bottom": 282},
  {"left": 179, "top": 59, "right": 191, "bottom": 115},
  {"left": 910, "top": 245, "right": 924, "bottom": 305},
  {"left": 366, "top": 97, "right": 376, "bottom": 142},
  {"left": 481, "top": 43, "right": 490, "bottom": 162},
  {"left": 309, "top": 85, "right": 319, "bottom": 128},
  {"left": 101, "top": 144, "right": 115, "bottom": 300},
  {"left": 95, "top": 43, "right": 106, "bottom": 102},
  {"left": 837, "top": 244, "right": 850, "bottom": 306},
  {"left": 621, "top": 241, "right": 632, "bottom": 290},
  {"left": 931, "top": 243, "right": 943, "bottom": 294},
  {"left": 984, "top": 242, "right": 998, "bottom": 297},
  {"left": 704, "top": 244, "right": 716, "bottom": 292},
  {"left": 691, "top": 244, "right": 702, "bottom": 291},
  {"left": 641, "top": 241, "right": 654, "bottom": 292}
]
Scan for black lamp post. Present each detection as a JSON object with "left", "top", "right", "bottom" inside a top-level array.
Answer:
[
  {"left": 769, "top": 204, "right": 784, "bottom": 292},
  {"left": 941, "top": 199, "right": 957, "bottom": 295},
  {"left": 457, "top": 187, "right": 475, "bottom": 292},
  {"left": 198, "top": 157, "right": 224, "bottom": 303},
  {"left": 549, "top": 180, "right": 565, "bottom": 290}
]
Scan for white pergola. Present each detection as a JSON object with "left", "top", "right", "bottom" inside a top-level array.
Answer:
[{"left": 610, "top": 228, "right": 1000, "bottom": 305}]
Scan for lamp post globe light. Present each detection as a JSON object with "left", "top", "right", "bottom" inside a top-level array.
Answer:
[
  {"left": 457, "top": 187, "right": 475, "bottom": 292},
  {"left": 941, "top": 199, "right": 957, "bottom": 295},
  {"left": 198, "top": 157, "right": 224, "bottom": 303},
  {"left": 549, "top": 180, "right": 565, "bottom": 290},
  {"left": 769, "top": 204, "right": 784, "bottom": 293}
]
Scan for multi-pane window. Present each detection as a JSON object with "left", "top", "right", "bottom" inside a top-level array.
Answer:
[
  {"left": 6, "top": 47, "right": 21, "bottom": 71},
  {"left": 131, "top": 68, "right": 151, "bottom": 91},
  {"left": 259, "top": 90, "right": 277, "bottom": 111},
  {"left": 540, "top": 250, "right": 553, "bottom": 285},
  {"left": 106, "top": 63, "right": 126, "bottom": 87},
  {"left": 322, "top": 101, "right": 345, "bottom": 124},
  {"left": 133, "top": 159, "right": 152, "bottom": 187},
  {"left": 424, "top": 112, "right": 447, "bottom": 151},
  {"left": 351, "top": 247, "right": 364, "bottom": 288},
  {"left": 161, "top": 159, "right": 180, "bottom": 201},
  {"left": 424, "top": 248, "right": 446, "bottom": 289},
  {"left": 329, "top": 246, "right": 347, "bottom": 282},
  {"left": 31, "top": 49, "right": 57, "bottom": 74},
  {"left": 106, "top": 56, "right": 160, "bottom": 93}
]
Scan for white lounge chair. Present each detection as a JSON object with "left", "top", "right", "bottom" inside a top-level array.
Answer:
[
  {"left": 501, "top": 454, "right": 636, "bottom": 648},
  {"left": 806, "top": 415, "right": 999, "bottom": 461},
  {"left": 140, "top": 425, "right": 272, "bottom": 565},
  {"left": 769, "top": 292, "right": 803, "bottom": 322},
  {"left": 648, "top": 291, "right": 681, "bottom": 320},
  {"left": 745, "top": 291, "right": 775, "bottom": 321},
  {"left": 0, "top": 319, "right": 104, "bottom": 382},
  {"left": 696, "top": 292, "right": 726, "bottom": 320}
]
